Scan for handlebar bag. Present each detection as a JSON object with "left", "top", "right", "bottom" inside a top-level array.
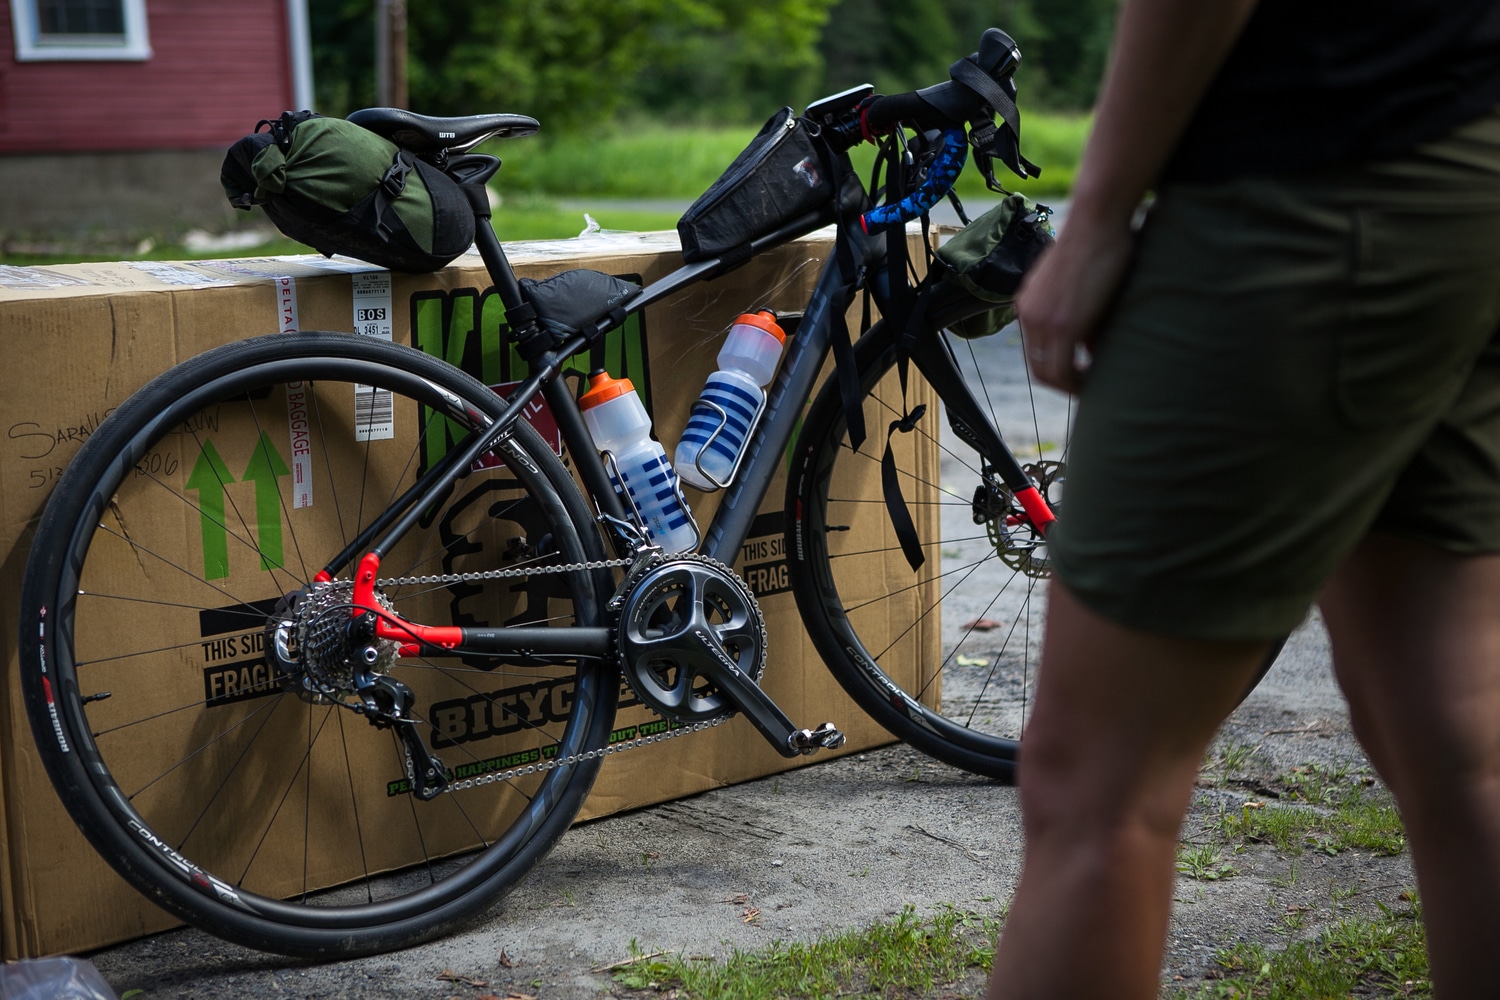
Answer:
[
  {"left": 220, "top": 112, "right": 474, "bottom": 273},
  {"left": 933, "top": 192, "right": 1054, "bottom": 338},
  {"left": 677, "top": 107, "right": 833, "bottom": 263}
]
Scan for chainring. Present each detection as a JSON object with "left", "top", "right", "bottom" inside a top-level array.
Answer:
[{"left": 616, "top": 554, "right": 767, "bottom": 725}]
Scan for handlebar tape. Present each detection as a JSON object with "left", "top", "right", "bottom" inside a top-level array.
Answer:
[{"left": 859, "top": 128, "right": 968, "bottom": 234}]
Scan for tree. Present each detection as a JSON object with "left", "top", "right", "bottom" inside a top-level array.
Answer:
[{"left": 313, "top": 0, "right": 837, "bottom": 129}]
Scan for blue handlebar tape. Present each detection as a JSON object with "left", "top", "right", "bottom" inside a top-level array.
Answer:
[{"left": 860, "top": 128, "right": 968, "bottom": 235}]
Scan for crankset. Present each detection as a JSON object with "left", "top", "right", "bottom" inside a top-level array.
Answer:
[{"left": 614, "top": 554, "right": 845, "bottom": 757}]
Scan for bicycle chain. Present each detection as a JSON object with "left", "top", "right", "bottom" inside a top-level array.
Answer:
[
  {"left": 374, "top": 557, "right": 631, "bottom": 589},
  {"left": 444, "top": 715, "right": 728, "bottom": 793}
]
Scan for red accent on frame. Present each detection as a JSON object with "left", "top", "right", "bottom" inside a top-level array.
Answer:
[
  {"left": 1013, "top": 485, "right": 1056, "bottom": 536},
  {"left": 350, "top": 552, "right": 462, "bottom": 651}
]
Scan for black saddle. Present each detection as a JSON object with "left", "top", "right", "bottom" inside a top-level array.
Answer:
[{"left": 346, "top": 108, "right": 539, "bottom": 155}]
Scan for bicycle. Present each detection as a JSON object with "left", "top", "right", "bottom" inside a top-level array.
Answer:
[{"left": 20, "top": 29, "right": 1068, "bottom": 958}]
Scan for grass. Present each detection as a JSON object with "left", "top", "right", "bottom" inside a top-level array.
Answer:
[
  {"left": 1209, "top": 764, "right": 1406, "bottom": 858},
  {"left": 492, "top": 111, "right": 1088, "bottom": 202},
  {"left": 612, "top": 904, "right": 1001, "bottom": 999},
  {"left": 1171, "top": 904, "right": 1430, "bottom": 999}
]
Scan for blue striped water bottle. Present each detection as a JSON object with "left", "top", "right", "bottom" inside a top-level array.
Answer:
[
  {"left": 675, "top": 311, "right": 787, "bottom": 491},
  {"left": 580, "top": 372, "right": 699, "bottom": 552}
]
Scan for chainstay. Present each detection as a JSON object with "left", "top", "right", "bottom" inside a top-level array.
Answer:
[{"left": 443, "top": 715, "right": 727, "bottom": 793}]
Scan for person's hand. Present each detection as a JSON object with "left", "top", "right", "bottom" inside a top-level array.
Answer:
[{"left": 1015, "top": 214, "right": 1136, "bottom": 394}]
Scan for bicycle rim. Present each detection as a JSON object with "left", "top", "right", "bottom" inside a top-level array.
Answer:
[
  {"left": 788, "top": 320, "right": 1071, "bottom": 781},
  {"left": 20, "top": 333, "right": 616, "bottom": 957}
]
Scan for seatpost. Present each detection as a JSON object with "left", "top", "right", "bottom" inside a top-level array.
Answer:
[
  {"left": 461, "top": 186, "right": 527, "bottom": 311},
  {"left": 460, "top": 182, "right": 554, "bottom": 370}
]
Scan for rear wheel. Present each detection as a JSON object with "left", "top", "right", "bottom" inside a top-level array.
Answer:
[{"left": 20, "top": 332, "right": 616, "bottom": 957}]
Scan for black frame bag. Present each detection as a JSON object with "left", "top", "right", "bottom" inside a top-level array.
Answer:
[
  {"left": 677, "top": 108, "right": 833, "bottom": 263},
  {"left": 221, "top": 112, "right": 474, "bottom": 273}
]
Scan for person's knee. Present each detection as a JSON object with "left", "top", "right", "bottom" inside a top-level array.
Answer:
[{"left": 1017, "top": 731, "right": 1191, "bottom": 852}]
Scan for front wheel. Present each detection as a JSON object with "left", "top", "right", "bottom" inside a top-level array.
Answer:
[
  {"left": 787, "top": 320, "right": 1071, "bottom": 781},
  {"left": 20, "top": 332, "right": 617, "bottom": 958}
]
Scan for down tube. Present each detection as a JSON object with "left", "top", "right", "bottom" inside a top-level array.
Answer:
[{"left": 699, "top": 258, "right": 848, "bottom": 564}]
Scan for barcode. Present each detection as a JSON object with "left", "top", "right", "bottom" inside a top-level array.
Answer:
[{"left": 354, "top": 385, "right": 394, "bottom": 441}]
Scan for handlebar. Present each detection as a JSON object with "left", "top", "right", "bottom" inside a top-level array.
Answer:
[{"left": 810, "top": 27, "right": 1035, "bottom": 231}]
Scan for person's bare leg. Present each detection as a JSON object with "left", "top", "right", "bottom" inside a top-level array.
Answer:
[
  {"left": 986, "top": 581, "right": 1267, "bottom": 1000},
  {"left": 1320, "top": 534, "right": 1500, "bottom": 997}
]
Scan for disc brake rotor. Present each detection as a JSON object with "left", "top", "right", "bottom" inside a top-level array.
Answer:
[{"left": 973, "top": 460, "right": 1063, "bottom": 580}]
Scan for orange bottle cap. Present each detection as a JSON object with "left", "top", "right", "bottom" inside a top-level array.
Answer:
[
  {"left": 578, "top": 372, "right": 635, "bottom": 409},
  {"left": 734, "top": 310, "right": 786, "bottom": 343}
]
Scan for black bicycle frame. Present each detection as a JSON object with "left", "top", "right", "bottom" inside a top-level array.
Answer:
[{"left": 339, "top": 162, "right": 1036, "bottom": 683}]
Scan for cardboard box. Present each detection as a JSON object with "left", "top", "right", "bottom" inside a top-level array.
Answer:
[{"left": 0, "top": 231, "right": 937, "bottom": 957}]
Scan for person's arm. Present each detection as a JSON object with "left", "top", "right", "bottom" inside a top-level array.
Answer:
[{"left": 1016, "top": 0, "right": 1261, "bottom": 393}]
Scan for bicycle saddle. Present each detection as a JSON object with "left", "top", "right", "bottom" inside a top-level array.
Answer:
[{"left": 346, "top": 108, "right": 540, "bottom": 155}]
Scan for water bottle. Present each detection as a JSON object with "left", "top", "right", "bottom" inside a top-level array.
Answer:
[
  {"left": 580, "top": 371, "right": 699, "bottom": 552},
  {"left": 675, "top": 311, "right": 787, "bottom": 491}
]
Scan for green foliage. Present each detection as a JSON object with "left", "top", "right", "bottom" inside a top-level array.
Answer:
[
  {"left": 312, "top": 0, "right": 837, "bottom": 128},
  {"left": 311, "top": 0, "right": 1114, "bottom": 132},
  {"left": 820, "top": 0, "right": 1116, "bottom": 110},
  {"left": 624, "top": 0, "right": 839, "bottom": 122}
]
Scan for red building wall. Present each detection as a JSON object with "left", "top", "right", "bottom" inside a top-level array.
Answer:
[{"left": 0, "top": 0, "right": 294, "bottom": 154}]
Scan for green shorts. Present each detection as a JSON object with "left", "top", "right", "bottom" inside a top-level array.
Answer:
[{"left": 1050, "top": 107, "right": 1500, "bottom": 642}]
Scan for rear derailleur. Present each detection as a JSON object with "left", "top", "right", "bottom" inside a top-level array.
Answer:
[{"left": 264, "top": 583, "right": 449, "bottom": 801}]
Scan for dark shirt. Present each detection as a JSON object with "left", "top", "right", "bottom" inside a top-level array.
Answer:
[{"left": 1164, "top": 0, "right": 1500, "bottom": 181}]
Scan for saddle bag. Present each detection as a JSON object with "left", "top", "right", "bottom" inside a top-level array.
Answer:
[
  {"left": 933, "top": 192, "right": 1054, "bottom": 338},
  {"left": 677, "top": 107, "right": 833, "bottom": 263},
  {"left": 220, "top": 112, "right": 474, "bottom": 272}
]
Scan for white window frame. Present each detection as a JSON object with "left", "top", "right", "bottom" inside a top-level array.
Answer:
[{"left": 11, "top": 0, "right": 152, "bottom": 61}]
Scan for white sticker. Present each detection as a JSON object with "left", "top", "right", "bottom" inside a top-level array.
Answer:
[
  {"left": 285, "top": 381, "right": 314, "bottom": 509},
  {"left": 273, "top": 277, "right": 312, "bottom": 507},
  {"left": 351, "top": 272, "right": 395, "bottom": 441},
  {"left": 351, "top": 271, "right": 393, "bottom": 340},
  {"left": 275, "top": 275, "right": 299, "bottom": 334}
]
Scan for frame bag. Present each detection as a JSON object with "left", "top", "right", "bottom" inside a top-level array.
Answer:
[
  {"left": 220, "top": 112, "right": 474, "bottom": 273},
  {"left": 677, "top": 107, "right": 833, "bottom": 263}
]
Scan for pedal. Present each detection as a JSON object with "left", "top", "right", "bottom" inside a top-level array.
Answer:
[{"left": 787, "top": 722, "right": 846, "bottom": 755}]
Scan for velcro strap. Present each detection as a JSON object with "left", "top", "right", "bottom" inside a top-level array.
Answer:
[
  {"left": 881, "top": 403, "right": 929, "bottom": 572},
  {"left": 952, "top": 61, "right": 1040, "bottom": 182}
]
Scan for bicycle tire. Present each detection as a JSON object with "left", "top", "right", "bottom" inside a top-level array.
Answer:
[
  {"left": 787, "top": 318, "right": 1070, "bottom": 781},
  {"left": 20, "top": 332, "right": 617, "bottom": 958}
]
